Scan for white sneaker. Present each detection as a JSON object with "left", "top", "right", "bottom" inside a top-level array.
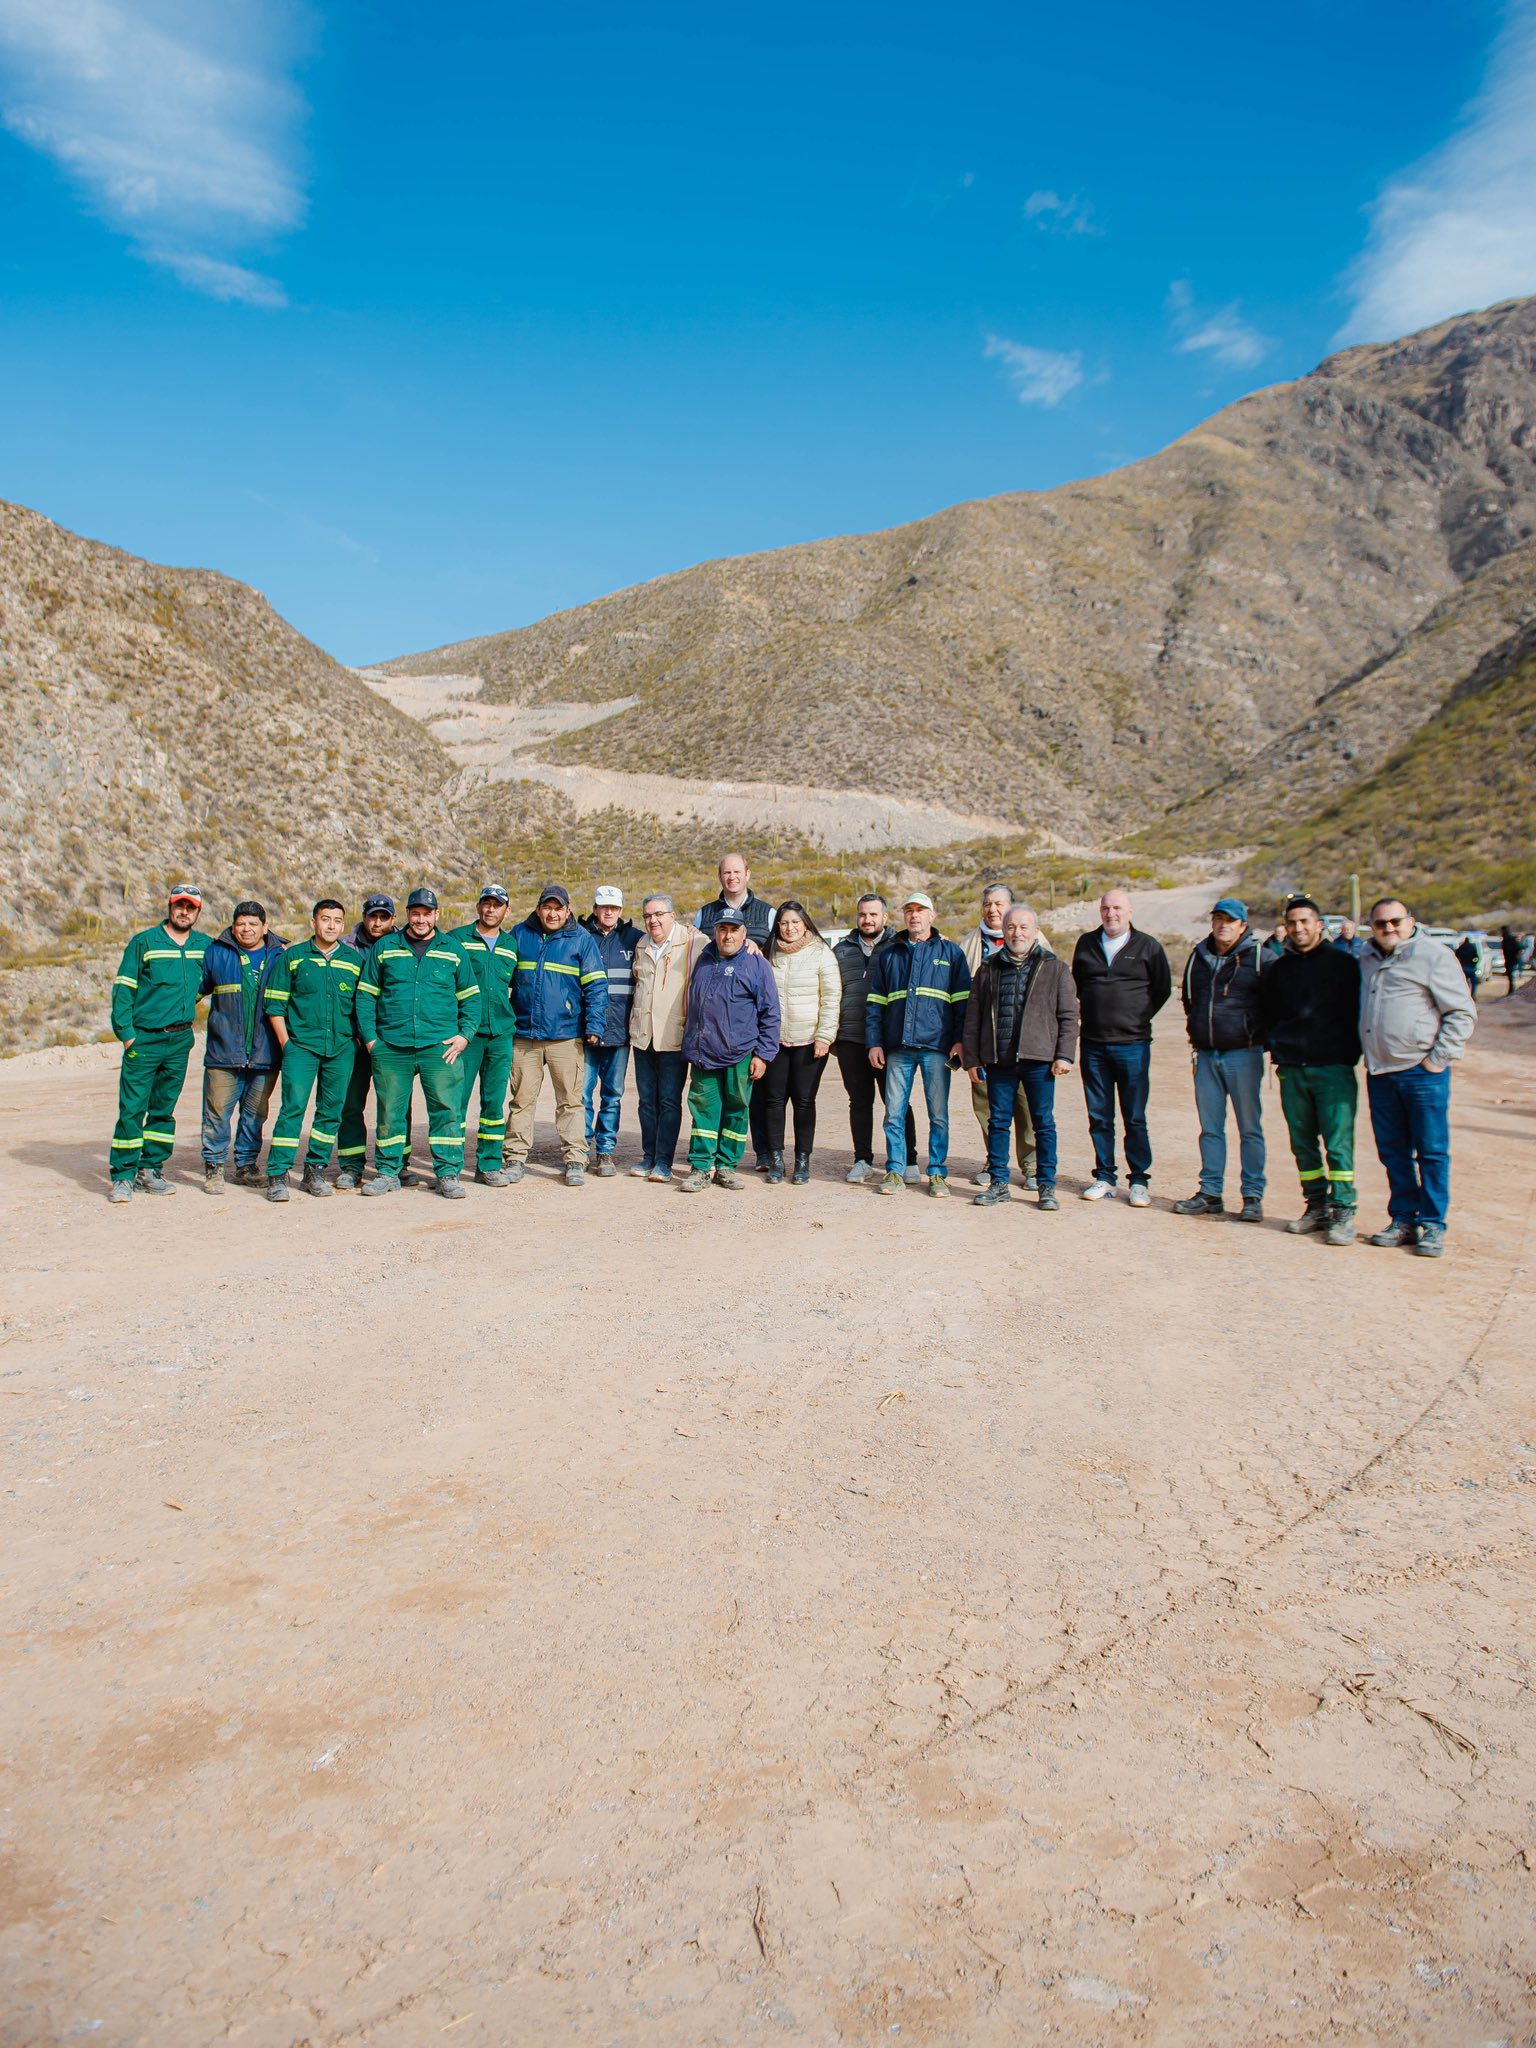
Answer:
[
  {"left": 972, "top": 1169, "right": 990, "bottom": 1187},
  {"left": 846, "top": 1160, "right": 872, "bottom": 1184},
  {"left": 1128, "top": 1183, "right": 1151, "bottom": 1208},
  {"left": 1080, "top": 1179, "right": 1115, "bottom": 1201}
]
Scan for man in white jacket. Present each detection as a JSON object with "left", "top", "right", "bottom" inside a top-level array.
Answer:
[{"left": 629, "top": 895, "right": 709, "bottom": 1182}]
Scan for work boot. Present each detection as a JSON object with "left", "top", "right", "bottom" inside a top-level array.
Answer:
[
  {"left": 754, "top": 1154, "right": 772, "bottom": 1174},
  {"left": 301, "top": 1164, "right": 332, "bottom": 1198},
  {"left": 106, "top": 1180, "right": 133, "bottom": 1204},
  {"left": 878, "top": 1171, "right": 904, "bottom": 1195},
  {"left": 791, "top": 1151, "right": 811, "bottom": 1185},
  {"left": 266, "top": 1175, "right": 290, "bottom": 1203},
  {"left": 1173, "top": 1191, "right": 1224, "bottom": 1216},
  {"left": 764, "top": 1150, "right": 785, "bottom": 1185},
  {"left": 1368, "top": 1221, "right": 1418, "bottom": 1247},
  {"left": 503, "top": 1160, "right": 526, "bottom": 1184},
  {"left": 846, "top": 1159, "right": 872, "bottom": 1184},
  {"left": 973, "top": 1180, "right": 1010, "bottom": 1207},
  {"left": 1324, "top": 1208, "right": 1357, "bottom": 1247},
  {"left": 335, "top": 1169, "right": 361, "bottom": 1191},
  {"left": 1286, "top": 1199, "right": 1329, "bottom": 1235},
  {"left": 1413, "top": 1224, "right": 1446, "bottom": 1258},
  {"left": 928, "top": 1174, "right": 948, "bottom": 1199},
  {"left": 1238, "top": 1196, "right": 1264, "bottom": 1224},
  {"left": 591, "top": 1154, "right": 617, "bottom": 1178},
  {"left": 1037, "top": 1185, "right": 1060, "bottom": 1211},
  {"left": 437, "top": 1175, "right": 467, "bottom": 1200},
  {"left": 713, "top": 1167, "right": 745, "bottom": 1190},
  {"left": 564, "top": 1164, "right": 586, "bottom": 1188},
  {"left": 233, "top": 1162, "right": 263, "bottom": 1188},
  {"left": 400, "top": 1168, "right": 422, "bottom": 1188},
  {"left": 360, "top": 1173, "right": 399, "bottom": 1198},
  {"left": 134, "top": 1169, "right": 175, "bottom": 1195},
  {"left": 680, "top": 1168, "right": 712, "bottom": 1193},
  {"left": 203, "top": 1163, "right": 226, "bottom": 1196},
  {"left": 475, "top": 1168, "right": 509, "bottom": 1188}
]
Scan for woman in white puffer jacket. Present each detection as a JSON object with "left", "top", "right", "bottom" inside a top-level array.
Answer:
[{"left": 761, "top": 901, "right": 841, "bottom": 1184}]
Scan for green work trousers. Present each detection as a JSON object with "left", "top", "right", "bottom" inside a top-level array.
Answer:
[
  {"left": 371, "top": 1040, "right": 465, "bottom": 1180},
  {"left": 266, "top": 1040, "right": 357, "bottom": 1177},
  {"left": 458, "top": 1032, "right": 514, "bottom": 1174},
  {"left": 337, "top": 1040, "right": 413, "bottom": 1174},
  {"left": 110, "top": 1028, "right": 194, "bottom": 1181},
  {"left": 687, "top": 1059, "right": 753, "bottom": 1173},
  {"left": 1277, "top": 1063, "right": 1358, "bottom": 1211}
]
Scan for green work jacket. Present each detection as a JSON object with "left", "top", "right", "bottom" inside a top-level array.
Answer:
[
  {"left": 262, "top": 938, "right": 365, "bottom": 1056},
  {"left": 448, "top": 923, "right": 518, "bottom": 1038},
  {"left": 110, "top": 925, "right": 212, "bottom": 1040},
  {"left": 356, "top": 933, "right": 482, "bottom": 1050}
]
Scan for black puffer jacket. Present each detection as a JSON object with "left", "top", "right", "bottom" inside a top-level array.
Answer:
[
  {"left": 832, "top": 924, "right": 898, "bottom": 1043},
  {"left": 1259, "top": 943, "right": 1362, "bottom": 1067},
  {"left": 1181, "top": 931, "right": 1265, "bottom": 1052}
]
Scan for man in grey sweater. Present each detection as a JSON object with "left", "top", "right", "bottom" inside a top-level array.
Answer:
[{"left": 1359, "top": 897, "right": 1477, "bottom": 1258}]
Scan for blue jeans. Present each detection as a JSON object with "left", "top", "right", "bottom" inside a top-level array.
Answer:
[
  {"left": 633, "top": 1046, "right": 688, "bottom": 1171},
  {"left": 1080, "top": 1040, "right": 1152, "bottom": 1186},
  {"left": 582, "top": 1043, "right": 630, "bottom": 1153},
  {"left": 1193, "top": 1047, "right": 1266, "bottom": 1198},
  {"left": 985, "top": 1063, "right": 1057, "bottom": 1185},
  {"left": 1367, "top": 1063, "right": 1451, "bottom": 1229},
  {"left": 202, "top": 1065, "right": 277, "bottom": 1167},
  {"left": 882, "top": 1049, "right": 952, "bottom": 1177}
]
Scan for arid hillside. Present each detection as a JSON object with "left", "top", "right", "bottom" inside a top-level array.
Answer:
[
  {"left": 0, "top": 499, "right": 471, "bottom": 947},
  {"left": 383, "top": 297, "right": 1536, "bottom": 838}
]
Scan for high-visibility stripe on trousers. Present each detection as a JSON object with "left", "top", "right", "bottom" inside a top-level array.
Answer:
[
  {"left": 371, "top": 1040, "right": 466, "bottom": 1180},
  {"left": 266, "top": 1038, "right": 357, "bottom": 1177},
  {"left": 1276, "top": 1062, "right": 1358, "bottom": 1210},
  {"left": 109, "top": 1028, "right": 193, "bottom": 1182},
  {"left": 687, "top": 1058, "right": 754, "bottom": 1173},
  {"left": 456, "top": 1032, "right": 514, "bottom": 1174}
]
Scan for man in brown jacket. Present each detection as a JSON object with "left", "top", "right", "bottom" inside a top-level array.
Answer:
[
  {"left": 962, "top": 903, "right": 1078, "bottom": 1210},
  {"left": 628, "top": 894, "right": 710, "bottom": 1181}
]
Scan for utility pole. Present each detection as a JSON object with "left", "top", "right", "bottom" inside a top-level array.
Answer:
[{"left": 1349, "top": 872, "right": 1360, "bottom": 925}]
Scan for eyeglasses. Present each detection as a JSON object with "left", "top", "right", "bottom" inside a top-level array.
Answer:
[{"left": 1370, "top": 916, "right": 1410, "bottom": 930}]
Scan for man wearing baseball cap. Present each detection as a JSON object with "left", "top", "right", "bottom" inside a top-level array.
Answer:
[
  {"left": 337, "top": 893, "right": 403, "bottom": 1187},
  {"left": 447, "top": 885, "right": 517, "bottom": 1186},
  {"left": 865, "top": 892, "right": 971, "bottom": 1196},
  {"left": 678, "top": 906, "right": 781, "bottom": 1190},
  {"left": 105, "top": 885, "right": 212, "bottom": 1200},
  {"left": 578, "top": 886, "right": 642, "bottom": 1174},
  {"left": 1174, "top": 896, "right": 1267, "bottom": 1222},
  {"left": 503, "top": 885, "right": 608, "bottom": 1186},
  {"left": 354, "top": 887, "right": 483, "bottom": 1198}
]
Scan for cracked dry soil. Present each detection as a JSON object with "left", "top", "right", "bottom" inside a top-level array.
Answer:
[{"left": 1, "top": 1010, "right": 1533, "bottom": 2046}]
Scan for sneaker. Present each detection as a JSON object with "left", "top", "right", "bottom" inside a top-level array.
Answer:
[
  {"left": 679, "top": 1168, "right": 712, "bottom": 1193},
  {"left": 1238, "top": 1197, "right": 1264, "bottom": 1224},
  {"left": 878, "top": 1171, "right": 904, "bottom": 1195},
  {"left": 203, "top": 1163, "right": 226, "bottom": 1195},
  {"left": 474, "top": 1168, "right": 509, "bottom": 1188},
  {"left": 1023, "top": 1174, "right": 1038, "bottom": 1192},
  {"left": 564, "top": 1165, "right": 586, "bottom": 1188},
  {"left": 714, "top": 1167, "right": 745, "bottom": 1190},
  {"left": 903, "top": 1164, "right": 921, "bottom": 1185},
  {"left": 591, "top": 1154, "right": 617, "bottom": 1178},
  {"left": 1324, "top": 1208, "right": 1357, "bottom": 1247},
  {"left": 437, "top": 1175, "right": 467, "bottom": 1200},
  {"left": 1128, "top": 1183, "right": 1151, "bottom": 1208},
  {"left": 1413, "top": 1223, "right": 1446, "bottom": 1258},
  {"left": 1037, "top": 1186, "right": 1059, "bottom": 1211},
  {"left": 335, "top": 1169, "right": 361, "bottom": 1191},
  {"left": 1080, "top": 1179, "right": 1115, "bottom": 1202},
  {"left": 972, "top": 1170, "right": 991, "bottom": 1188},
  {"left": 1368, "top": 1222, "right": 1417, "bottom": 1248},
  {"left": 266, "top": 1176, "right": 290, "bottom": 1203},
  {"left": 360, "top": 1174, "right": 399, "bottom": 1198},
  {"left": 301, "top": 1165, "right": 332, "bottom": 1198},
  {"left": 630, "top": 1161, "right": 654, "bottom": 1179},
  {"left": 846, "top": 1160, "right": 872, "bottom": 1184},
  {"left": 106, "top": 1180, "right": 133, "bottom": 1204},
  {"left": 972, "top": 1181, "right": 1010, "bottom": 1207},
  {"left": 1173, "top": 1191, "right": 1225, "bottom": 1216},
  {"left": 647, "top": 1167, "right": 672, "bottom": 1183},
  {"left": 927, "top": 1174, "right": 948, "bottom": 1199},
  {"left": 134, "top": 1169, "right": 175, "bottom": 1195},
  {"left": 1286, "top": 1202, "right": 1329, "bottom": 1235},
  {"left": 503, "top": 1160, "right": 526, "bottom": 1184}
]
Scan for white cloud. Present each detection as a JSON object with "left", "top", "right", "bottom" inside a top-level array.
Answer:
[
  {"left": 984, "top": 333, "right": 1084, "bottom": 407},
  {"left": 0, "top": 0, "right": 305, "bottom": 302},
  {"left": 1166, "top": 279, "right": 1270, "bottom": 369},
  {"left": 1337, "top": 1, "right": 1536, "bottom": 343},
  {"left": 1024, "top": 188, "right": 1100, "bottom": 237}
]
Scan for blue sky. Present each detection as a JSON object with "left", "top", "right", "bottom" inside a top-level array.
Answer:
[{"left": 2, "top": 0, "right": 1534, "bottom": 665}]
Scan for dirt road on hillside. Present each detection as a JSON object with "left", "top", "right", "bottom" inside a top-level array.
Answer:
[{"left": 2, "top": 1009, "right": 1534, "bottom": 2046}]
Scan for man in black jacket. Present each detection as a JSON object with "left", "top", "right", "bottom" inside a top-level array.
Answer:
[
  {"left": 1071, "top": 890, "right": 1171, "bottom": 1205},
  {"left": 832, "top": 894, "right": 916, "bottom": 1183},
  {"left": 1174, "top": 895, "right": 1266, "bottom": 1222},
  {"left": 1258, "top": 895, "right": 1362, "bottom": 1244}
]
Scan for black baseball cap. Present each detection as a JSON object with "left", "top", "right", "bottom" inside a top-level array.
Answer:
[
  {"left": 538, "top": 883, "right": 570, "bottom": 907},
  {"left": 714, "top": 905, "right": 747, "bottom": 927},
  {"left": 406, "top": 887, "right": 438, "bottom": 911},
  {"left": 362, "top": 894, "right": 395, "bottom": 916}
]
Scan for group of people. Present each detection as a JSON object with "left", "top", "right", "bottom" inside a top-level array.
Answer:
[{"left": 104, "top": 854, "right": 1478, "bottom": 1255}]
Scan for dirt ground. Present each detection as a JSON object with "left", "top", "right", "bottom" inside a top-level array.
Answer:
[{"left": 2, "top": 1001, "right": 1534, "bottom": 2047}]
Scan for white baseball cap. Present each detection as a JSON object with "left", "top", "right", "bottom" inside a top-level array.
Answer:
[
  {"left": 593, "top": 885, "right": 624, "bottom": 907},
  {"left": 902, "top": 892, "right": 935, "bottom": 911}
]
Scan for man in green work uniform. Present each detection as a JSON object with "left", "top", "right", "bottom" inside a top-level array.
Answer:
[
  {"left": 261, "top": 899, "right": 365, "bottom": 1202},
  {"left": 106, "top": 884, "right": 212, "bottom": 1201},
  {"left": 336, "top": 893, "right": 405, "bottom": 1188},
  {"left": 355, "top": 887, "right": 482, "bottom": 1199},
  {"left": 447, "top": 884, "right": 517, "bottom": 1187}
]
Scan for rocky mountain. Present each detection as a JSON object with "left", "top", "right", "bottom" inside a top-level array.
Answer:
[
  {"left": 383, "top": 297, "right": 1536, "bottom": 841},
  {"left": 0, "top": 498, "right": 471, "bottom": 949}
]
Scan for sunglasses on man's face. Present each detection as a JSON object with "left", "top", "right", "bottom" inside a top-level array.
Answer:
[{"left": 1370, "top": 916, "right": 1409, "bottom": 929}]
